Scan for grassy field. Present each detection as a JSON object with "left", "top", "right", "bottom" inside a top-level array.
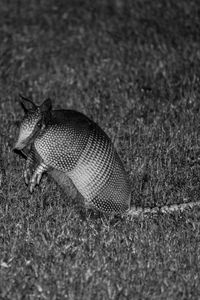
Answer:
[{"left": 1, "top": 0, "right": 200, "bottom": 299}]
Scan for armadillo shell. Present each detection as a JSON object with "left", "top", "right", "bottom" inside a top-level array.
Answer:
[{"left": 34, "top": 110, "right": 131, "bottom": 214}]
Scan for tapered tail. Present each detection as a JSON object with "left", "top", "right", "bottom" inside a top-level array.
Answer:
[{"left": 127, "top": 201, "right": 200, "bottom": 217}]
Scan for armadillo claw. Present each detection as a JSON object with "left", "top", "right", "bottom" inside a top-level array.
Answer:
[
  {"left": 29, "top": 176, "right": 37, "bottom": 193},
  {"left": 29, "top": 170, "right": 43, "bottom": 193},
  {"left": 24, "top": 168, "right": 31, "bottom": 185},
  {"left": 29, "top": 174, "right": 37, "bottom": 193},
  {"left": 36, "top": 172, "right": 42, "bottom": 185},
  {"left": 29, "top": 181, "right": 35, "bottom": 194}
]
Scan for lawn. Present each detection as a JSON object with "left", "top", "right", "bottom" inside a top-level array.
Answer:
[{"left": 1, "top": 0, "right": 200, "bottom": 299}]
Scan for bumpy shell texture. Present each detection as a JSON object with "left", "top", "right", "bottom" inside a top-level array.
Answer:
[{"left": 34, "top": 110, "right": 131, "bottom": 214}]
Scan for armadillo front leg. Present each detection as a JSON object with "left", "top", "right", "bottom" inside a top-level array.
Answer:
[
  {"left": 24, "top": 150, "right": 37, "bottom": 185},
  {"left": 29, "top": 162, "right": 49, "bottom": 193}
]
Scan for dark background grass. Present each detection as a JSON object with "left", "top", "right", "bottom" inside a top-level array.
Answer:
[{"left": 1, "top": 0, "right": 200, "bottom": 299}]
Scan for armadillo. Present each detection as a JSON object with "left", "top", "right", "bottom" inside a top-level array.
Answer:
[{"left": 13, "top": 96, "right": 131, "bottom": 214}]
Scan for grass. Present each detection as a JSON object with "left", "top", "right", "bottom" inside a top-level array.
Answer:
[{"left": 1, "top": 0, "right": 200, "bottom": 298}]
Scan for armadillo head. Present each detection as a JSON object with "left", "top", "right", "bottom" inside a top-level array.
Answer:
[{"left": 13, "top": 96, "right": 52, "bottom": 152}]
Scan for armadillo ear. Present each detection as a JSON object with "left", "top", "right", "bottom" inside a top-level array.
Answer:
[
  {"left": 18, "top": 94, "right": 37, "bottom": 113},
  {"left": 40, "top": 98, "right": 52, "bottom": 112}
]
